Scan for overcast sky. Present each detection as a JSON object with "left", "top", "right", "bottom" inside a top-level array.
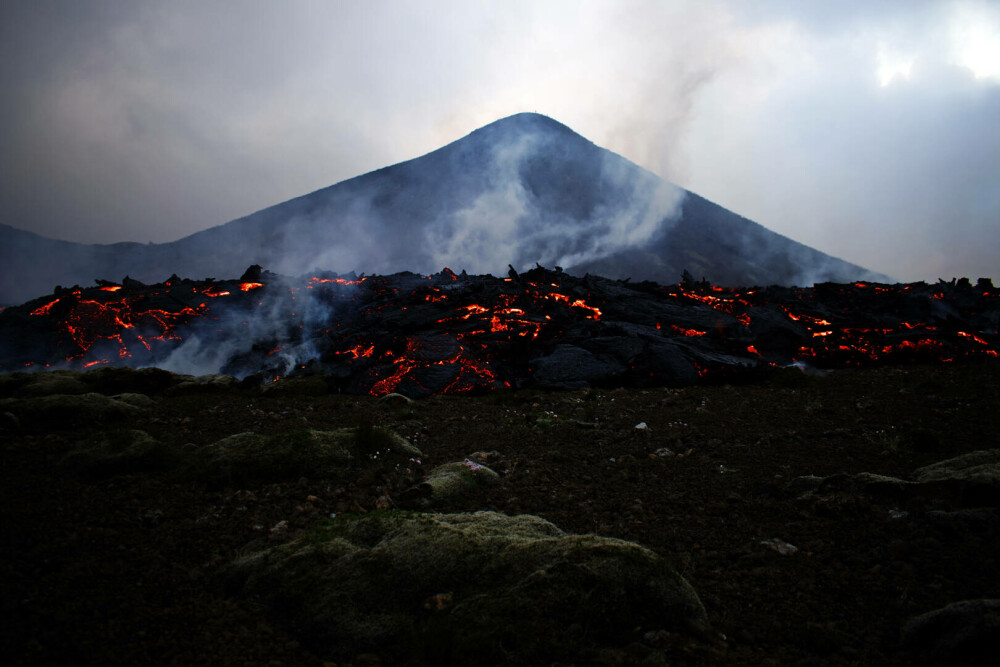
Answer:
[{"left": 1, "top": 0, "right": 998, "bottom": 282}]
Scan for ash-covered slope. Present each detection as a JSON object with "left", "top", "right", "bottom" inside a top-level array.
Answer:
[{"left": 0, "top": 113, "right": 886, "bottom": 306}]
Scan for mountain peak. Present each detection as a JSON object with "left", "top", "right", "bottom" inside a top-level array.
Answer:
[
  {"left": 467, "top": 112, "right": 582, "bottom": 142},
  {"left": 0, "top": 114, "right": 888, "bottom": 305}
]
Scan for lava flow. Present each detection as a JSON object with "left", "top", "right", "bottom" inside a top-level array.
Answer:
[{"left": 1, "top": 265, "right": 997, "bottom": 397}]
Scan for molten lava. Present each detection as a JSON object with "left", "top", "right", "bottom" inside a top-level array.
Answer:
[{"left": 2, "top": 265, "right": 997, "bottom": 397}]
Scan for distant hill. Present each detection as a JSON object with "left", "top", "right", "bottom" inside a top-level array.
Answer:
[{"left": 0, "top": 113, "right": 888, "bottom": 305}]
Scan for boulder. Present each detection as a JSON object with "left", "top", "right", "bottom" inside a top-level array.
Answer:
[
  {"left": 163, "top": 374, "right": 237, "bottom": 396},
  {"left": 404, "top": 459, "right": 500, "bottom": 507},
  {"left": 198, "top": 427, "right": 420, "bottom": 485},
  {"left": 912, "top": 450, "right": 1000, "bottom": 506},
  {"left": 227, "top": 510, "right": 707, "bottom": 664},
  {"left": 13, "top": 370, "right": 90, "bottom": 397},
  {"left": 59, "top": 429, "right": 178, "bottom": 478},
  {"left": 816, "top": 472, "right": 912, "bottom": 502},
  {"left": 112, "top": 393, "right": 156, "bottom": 409},
  {"left": 81, "top": 366, "right": 178, "bottom": 395},
  {"left": 533, "top": 344, "right": 626, "bottom": 389},
  {"left": 0, "top": 392, "right": 143, "bottom": 430},
  {"left": 790, "top": 450, "right": 1000, "bottom": 508},
  {"left": 258, "top": 375, "right": 329, "bottom": 397},
  {"left": 901, "top": 599, "right": 1000, "bottom": 666}
]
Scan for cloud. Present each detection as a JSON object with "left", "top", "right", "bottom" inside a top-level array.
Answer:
[
  {"left": 669, "top": 1, "right": 1000, "bottom": 281},
  {"left": 0, "top": 0, "right": 997, "bottom": 283}
]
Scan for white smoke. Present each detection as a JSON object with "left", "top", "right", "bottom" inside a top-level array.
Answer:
[
  {"left": 424, "top": 123, "right": 686, "bottom": 274},
  {"left": 158, "top": 278, "right": 359, "bottom": 378},
  {"left": 426, "top": 134, "right": 537, "bottom": 272}
]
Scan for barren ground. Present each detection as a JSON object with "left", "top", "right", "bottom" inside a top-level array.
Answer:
[{"left": 3, "top": 361, "right": 999, "bottom": 665}]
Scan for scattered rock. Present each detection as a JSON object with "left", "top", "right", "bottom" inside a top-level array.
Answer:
[
  {"left": 227, "top": 510, "right": 707, "bottom": 664},
  {"left": 466, "top": 450, "right": 503, "bottom": 467},
  {"left": 760, "top": 538, "right": 799, "bottom": 555}
]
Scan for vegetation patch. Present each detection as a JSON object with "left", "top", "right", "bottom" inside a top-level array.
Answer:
[{"left": 227, "top": 510, "right": 705, "bottom": 664}]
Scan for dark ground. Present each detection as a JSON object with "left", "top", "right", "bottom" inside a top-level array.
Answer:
[{"left": 2, "top": 361, "right": 999, "bottom": 665}]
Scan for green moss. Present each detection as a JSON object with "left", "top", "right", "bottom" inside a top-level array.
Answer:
[
  {"left": 353, "top": 415, "right": 401, "bottom": 458},
  {"left": 227, "top": 511, "right": 705, "bottom": 664},
  {"left": 306, "top": 509, "right": 425, "bottom": 546},
  {"left": 59, "top": 428, "right": 181, "bottom": 478}
]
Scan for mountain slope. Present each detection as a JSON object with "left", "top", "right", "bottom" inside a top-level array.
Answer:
[{"left": 0, "top": 113, "right": 887, "bottom": 305}]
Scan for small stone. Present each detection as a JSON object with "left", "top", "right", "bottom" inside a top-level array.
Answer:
[{"left": 760, "top": 538, "right": 799, "bottom": 555}]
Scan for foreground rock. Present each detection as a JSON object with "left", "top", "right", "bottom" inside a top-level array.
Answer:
[
  {"left": 0, "top": 392, "right": 145, "bottom": 430},
  {"left": 790, "top": 449, "right": 1000, "bottom": 509},
  {"left": 227, "top": 510, "right": 707, "bottom": 664},
  {"left": 59, "top": 429, "right": 178, "bottom": 479},
  {"left": 901, "top": 599, "right": 1000, "bottom": 666},
  {"left": 197, "top": 427, "right": 422, "bottom": 486},
  {"left": 402, "top": 458, "right": 501, "bottom": 508},
  {"left": 912, "top": 449, "right": 1000, "bottom": 506}
]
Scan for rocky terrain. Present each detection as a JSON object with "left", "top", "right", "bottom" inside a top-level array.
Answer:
[{"left": 2, "top": 362, "right": 999, "bottom": 665}]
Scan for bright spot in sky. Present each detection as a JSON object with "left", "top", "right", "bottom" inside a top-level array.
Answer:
[
  {"left": 949, "top": 1, "right": 1000, "bottom": 81},
  {"left": 876, "top": 42, "right": 915, "bottom": 86}
]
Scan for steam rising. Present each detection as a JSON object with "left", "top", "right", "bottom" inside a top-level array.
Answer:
[
  {"left": 0, "top": 113, "right": 882, "bottom": 307},
  {"left": 159, "top": 278, "right": 355, "bottom": 379},
  {"left": 422, "top": 124, "right": 685, "bottom": 274}
]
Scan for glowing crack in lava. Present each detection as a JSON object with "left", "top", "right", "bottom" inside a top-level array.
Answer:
[{"left": 1, "top": 266, "right": 997, "bottom": 396}]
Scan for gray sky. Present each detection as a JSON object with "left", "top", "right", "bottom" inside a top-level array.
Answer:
[{"left": 1, "top": 0, "right": 998, "bottom": 282}]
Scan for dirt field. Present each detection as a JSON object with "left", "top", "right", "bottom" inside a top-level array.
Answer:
[{"left": 3, "top": 361, "right": 999, "bottom": 665}]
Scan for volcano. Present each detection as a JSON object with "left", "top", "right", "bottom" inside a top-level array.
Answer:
[{"left": 0, "top": 113, "right": 887, "bottom": 306}]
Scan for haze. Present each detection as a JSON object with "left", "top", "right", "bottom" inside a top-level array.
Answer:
[{"left": 1, "top": 0, "right": 998, "bottom": 283}]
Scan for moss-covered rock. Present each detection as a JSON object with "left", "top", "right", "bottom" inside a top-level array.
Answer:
[
  {"left": 815, "top": 472, "right": 912, "bottom": 502},
  {"left": 912, "top": 450, "right": 1000, "bottom": 485},
  {"left": 112, "top": 392, "right": 156, "bottom": 409},
  {"left": 81, "top": 366, "right": 178, "bottom": 396},
  {"left": 795, "top": 450, "right": 1000, "bottom": 509},
  {"left": 0, "top": 367, "right": 180, "bottom": 399},
  {"left": 227, "top": 510, "right": 707, "bottom": 664},
  {"left": 13, "top": 370, "right": 90, "bottom": 397},
  {"left": 198, "top": 426, "right": 420, "bottom": 486},
  {"left": 162, "top": 374, "right": 237, "bottom": 396},
  {"left": 911, "top": 449, "right": 1000, "bottom": 507},
  {"left": 258, "top": 375, "right": 329, "bottom": 397},
  {"left": 59, "top": 429, "right": 179, "bottom": 478},
  {"left": 0, "top": 392, "right": 144, "bottom": 430},
  {"left": 405, "top": 459, "right": 500, "bottom": 508},
  {"left": 901, "top": 598, "right": 1000, "bottom": 666}
]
